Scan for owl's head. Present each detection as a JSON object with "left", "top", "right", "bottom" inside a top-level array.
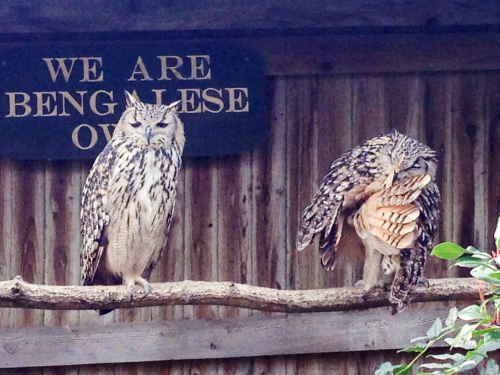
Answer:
[
  {"left": 114, "top": 91, "right": 184, "bottom": 149},
  {"left": 388, "top": 129, "right": 439, "bottom": 182}
]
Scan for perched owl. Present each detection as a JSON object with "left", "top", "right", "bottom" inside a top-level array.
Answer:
[
  {"left": 80, "top": 91, "right": 185, "bottom": 314},
  {"left": 297, "top": 130, "right": 440, "bottom": 312}
]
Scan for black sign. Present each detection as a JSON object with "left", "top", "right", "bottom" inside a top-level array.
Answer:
[{"left": 0, "top": 41, "right": 266, "bottom": 159}]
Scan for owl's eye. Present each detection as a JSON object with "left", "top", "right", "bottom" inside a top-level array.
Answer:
[
  {"left": 131, "top": 122, "right": 141, "bottom": 128},
  {"left": 157, "top": 122, "right": 168, "bottom": 128}
]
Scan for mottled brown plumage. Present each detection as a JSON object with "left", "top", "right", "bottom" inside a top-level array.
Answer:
[
  {"left": 80, "top": 91, "right": 185, "bottom": 314},
  {"left": 297, "top": 130, "right": 440, "bottom": 312}
]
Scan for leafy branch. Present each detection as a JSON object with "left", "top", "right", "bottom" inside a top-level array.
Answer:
[{"left": 376, "top": 217, "right": 500, "bottom": 375}]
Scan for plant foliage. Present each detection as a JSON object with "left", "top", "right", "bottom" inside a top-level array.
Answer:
[{"left": 375, "top": 217, "right": 500, "bottom": 375}]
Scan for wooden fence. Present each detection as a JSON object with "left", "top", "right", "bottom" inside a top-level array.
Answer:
[{"left": 1, "top": 1, "right": 500, "bottom": 374}]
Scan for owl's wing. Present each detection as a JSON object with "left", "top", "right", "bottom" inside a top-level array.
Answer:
[
  {"left": 80, "top": 144, "right": 116, "bottom": 286},
  {"left": 357, "top": 174, "right": 431, "bottom": 249},
  {"left": 389, "top": 182, "right": 441, "bottom": 311},
  {"left": 297, "top": 162, "right": 375, "bottom": 270},
  {"left": 297, "top": 134, "right": 393, "bottom": 271}
]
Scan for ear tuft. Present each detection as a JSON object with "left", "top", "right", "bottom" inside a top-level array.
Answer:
[
  {"left": 124, "top": 90, "right": 139, "bottom": 107},
  {"left": 166, "top": 100, "right": 181, "bottom": 113}
]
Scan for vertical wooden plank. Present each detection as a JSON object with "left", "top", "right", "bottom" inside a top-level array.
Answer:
[
  {"left": 217, "top": 153, "right": 252, "bottom": 319},
  {"left": 287, "top": 76, "right": 319, "bottom": 291},
  {"left": 251, "top": 77, "right": 296, "bottom": 373},
  {"left": 386, "top": 74, "right": 425, "bottom": 139},
  {"left": 252, "top": 77, "right": 288, "bottom": 292},
  {"left": 420, "top": 74, "right": 449, "bottom": 277},
  {"left": 184, "top": 156, "right": 218, "bottom": 319},
  {"left": 422, "top": 73, "right": 487, "bottom": 277},
  {"left": 217, "top": 152, "right": 254, "bottom": 373},
  {"left": 0, "top": 158, "right": 13, "bottom": 328},
  {"left": 43, "top": 161, "right": 82, "bottom": 327},
  {"left": 184, "top": 156, "right": 219, "bottom": 375},
  {"left": 9, "top": 161, "right": 45, "bottom": 328},
  {"left": 352, "top": 75, "right": 389, "bottom": 142},
  {"left": 451, "top": 74, "right": 487, "bottom": 252},
  {"left": 485, "top": 72, "right": 500, "bottom": 251}
]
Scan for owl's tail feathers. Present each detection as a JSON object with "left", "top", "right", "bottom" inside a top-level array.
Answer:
[{"left": 388, "top": 248, "right": 423, "bottom": 312}]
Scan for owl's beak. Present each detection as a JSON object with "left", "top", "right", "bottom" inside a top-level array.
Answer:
[{"left": 145, "top": 126, "right": 152, "bottom": 143}]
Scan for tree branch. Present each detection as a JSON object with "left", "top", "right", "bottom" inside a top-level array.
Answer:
[{"left": 0, "top": 276, "right": 481, "bottom": 312}]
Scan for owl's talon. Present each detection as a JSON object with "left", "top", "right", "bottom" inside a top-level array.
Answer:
[
  {"left": 417, "top": 277, "right": 429, "bottom": 288},
  {"left": 128, "top": 285, "right": 135, "bottom": 301},
  {"left": 142, "top": 283, "right": 152, "bottom": 299},
  {"left": 354, "top": 280, "right": 365, "bottom": 287},
  {"left": 361, "top": 289, "right": 369, "bottom": 299},
  {"left": 134, "top": 277, "right": 152, "bottom": 299}
]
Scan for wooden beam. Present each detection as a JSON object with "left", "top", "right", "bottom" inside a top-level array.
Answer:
[
  {"left": 0, "top": 276, "right": 481, "bottom": 312},
  {"left": 0, "top": 301, "right": 469, "bottom": 368},
  {"left": 239, "top": 33, "right": 500, "bottom": 75},
  {"left": 0, "top": 0, "right": 499, "bottom": 34},
  {"left": 2, "top": 33, "right": 500, "bottom": 76}
]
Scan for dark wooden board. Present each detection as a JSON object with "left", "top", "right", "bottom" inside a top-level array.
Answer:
[
  {"left": 0, "top": 1, "right": 499, "bottom": 34},
  {"left": 0, "top": 301, "right": 466, "bottom": 369}
]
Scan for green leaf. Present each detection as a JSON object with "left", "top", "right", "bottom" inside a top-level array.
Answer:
[
  {"left": 375, "top": 362, "right": 401, "bottom": 375},
  {"left": 480, "top": 358, "right": 500, "bottom": 375},
  {"left": 426, "top": 317, "right": 443, "bottom": 338},
  {"left": 471, "top": 266, "right": 500, "bottom": 284},
  {"left": 475, "top": 331, "right": 500, "bottom": 355},
  {"left": 453, "top": 339, "right": 478, "bottom": 350},
  {"left": 431, "top": 243, "right": 466, "bottom": 259},
  {"left": 394, "top": 365, "right": 412, "bottom": 375},
  {"left": 452, "top": 358, "right": 483, "bottom": 372},
  {"left": 473, "top": 328, "right": 500, "bottom": 337},
  {"left": 419, "top": 363, "right": 452, "bottom": 370},
  {"left": 399, "top": 347, "right": 425, "bottom": 353},
  {"left": 466, "top": 350, "right": 488, "bottom": 360},
  {"left": 458, "top": 305, "right": 484, "bottom": 320},
  {"left": 452, "top": 256, "right": 491, "bottom": 268},
  {"left": 410, "top": 336, "right": 431, "bottom": 344},
  {"left": 466, "top": 246, "right": 487, "bottom": 255},
  {"left": 488, "top": 272, "right": 500, "bottom": 280},
  {"left": 427, "top": 353, "right": 465, "bottom": 362},
  {"left": 449, "top": 323, "right": 480, "bottom": 348},
  {"left": 445, "top": 307, "right": 458, "bottom": 327},
  {"left": 483, "top": 330, "right": 500, "bottom": 343}
]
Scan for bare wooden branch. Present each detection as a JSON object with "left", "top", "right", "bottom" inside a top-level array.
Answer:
[{"left": 0, "top": 276, "right": 481, "bottom": 312}]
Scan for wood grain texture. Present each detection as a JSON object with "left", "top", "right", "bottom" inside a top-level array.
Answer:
[
  {"left": 9, "top": 161, "right": 45, "bottom": 328},
  {"left": 288, "top": 77, "right": 321, "bottom": 291},
  {"left": 43, "top": 161, "right": 82, "bottom": 327},
  {"left": 486, "top": 73, "right": 500, "bottom": 254},
  {"left": 0, "top": 301, "right": 470, "bottom": 369},
  {"left": 252, "top": 77, "right": 288, "bottom": 292},
  {"left": 0, "top": 0, "right": 500, "bottom": 33},
  {"left": 240, "top": 33, "right": 500, "bottom": 76}
]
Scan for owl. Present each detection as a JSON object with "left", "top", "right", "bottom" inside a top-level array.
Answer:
[
  {"left": 80, "top": 91, "right": 185, "bottom": 314},
  {"left": 297, "top": 130, "right": 440, "bottom": 312}
]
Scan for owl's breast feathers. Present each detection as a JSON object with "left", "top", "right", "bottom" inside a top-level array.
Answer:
[{"left": 80, "top": 135, "right": 183, "bottom": 286}]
